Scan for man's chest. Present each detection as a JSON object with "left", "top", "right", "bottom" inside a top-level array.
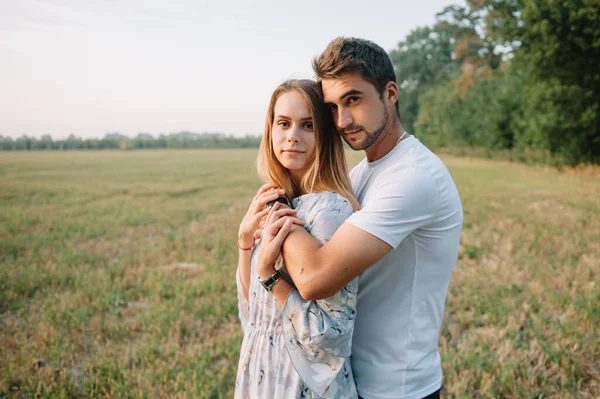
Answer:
[{"left": 351, "top": 168, "right": 388, "bottom": 206}]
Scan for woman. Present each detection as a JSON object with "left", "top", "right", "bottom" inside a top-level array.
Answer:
[{"left": 235, "top": 79, "right": 360, "bottom": 398}]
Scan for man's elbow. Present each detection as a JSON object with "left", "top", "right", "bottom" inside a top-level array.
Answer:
[
  {"left": 296, "top": 285, "right": 320, "bottom": 301},
  {"left": 294, "top": 275, "right": 337, "bottom": 301}
]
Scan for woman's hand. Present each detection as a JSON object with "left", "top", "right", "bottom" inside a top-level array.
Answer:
[
  {"left": 256, "top": 202, "right": 303, "bottom": 277},
  {"left": 238, "top": 183, "right": 283, "bottom": 248}
]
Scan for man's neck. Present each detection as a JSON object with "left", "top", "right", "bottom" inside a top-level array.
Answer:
[{"left": 364, "top": 118, "right": 404, "bottom": 162}]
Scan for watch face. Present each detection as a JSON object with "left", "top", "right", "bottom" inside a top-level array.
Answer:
[
  {"left": 260, "top": 270, "right": 282, "bottom": 291},
  {"left": 266, "top": 197, "right": 290, "bottom": 209}
]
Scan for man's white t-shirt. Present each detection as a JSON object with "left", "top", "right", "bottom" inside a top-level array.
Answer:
[{"left": 346, "top": 135, "right": 463, "bottom": 399}]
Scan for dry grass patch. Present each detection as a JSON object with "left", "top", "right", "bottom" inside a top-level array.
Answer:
[{"left": 1, "top": 150, "right": 599, "bottom": 398}]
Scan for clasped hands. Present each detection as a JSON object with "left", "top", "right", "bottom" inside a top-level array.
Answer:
[{"left": 238, "top": 183, "right": 304, "bottom": 276}]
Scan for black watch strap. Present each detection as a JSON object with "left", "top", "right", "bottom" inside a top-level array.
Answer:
[
  {"left": 258, "top": 270, "right": 282, "bottom": 292},
  {"left": 266, "top": 196, "right": 291, "bottom": 208}
]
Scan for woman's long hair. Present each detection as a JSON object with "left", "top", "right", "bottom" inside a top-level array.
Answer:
[{"left": 257, "top": 79, "right": 359, "bottom": 211}]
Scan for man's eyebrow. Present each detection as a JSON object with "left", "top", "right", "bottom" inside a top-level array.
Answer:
[
  {"left": 339, "top": 89, "right": 363, "bottom": 100},
  {"left": 325, "top": 89, "right": 363, "bottom": 105}
]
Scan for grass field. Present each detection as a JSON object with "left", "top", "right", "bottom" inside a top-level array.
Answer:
[{"left": 1, "top": 149, "right": 599, "bottom": 398}]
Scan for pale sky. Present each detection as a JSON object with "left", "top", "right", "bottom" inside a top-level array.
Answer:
[{"left": 0, "top": 0, "right": 453, "bottom": 139}]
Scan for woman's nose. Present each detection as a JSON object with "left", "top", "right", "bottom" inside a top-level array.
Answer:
[{"left": 286, "top": 126, "right": 300, "bottom": 142}]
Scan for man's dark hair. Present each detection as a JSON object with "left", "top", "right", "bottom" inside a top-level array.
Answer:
[{"left": 312, "top": 37, "right": 400, "bottom": 117}]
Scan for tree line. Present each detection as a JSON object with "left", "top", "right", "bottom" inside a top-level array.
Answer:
[
  {"left": 0, "top": 132, "right": 261, "bottom": 151},
  {"left": 3, "top": 1, "right": 598, "bottom": 165},
  {"left": 391, "top": 0, "right": 599, "bottom": 165}
]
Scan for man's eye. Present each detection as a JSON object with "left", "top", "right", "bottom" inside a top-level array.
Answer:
[
  {"left": 327, "top": 104, "right": 337, "bottom": 112},
  {"left": 348, "top": 96, "right": 358, "bottom": 104}
]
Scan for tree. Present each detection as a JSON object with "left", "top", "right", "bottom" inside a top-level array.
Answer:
[
  {"left": 505, "top": 0, "right": 600, "bottom": 164},
  {"left": 390, "top": 24, "right": 462, "bottom": 133}
]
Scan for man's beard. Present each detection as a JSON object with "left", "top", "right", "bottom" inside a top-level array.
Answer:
[{"left": 343, "top": 106, "right": 389, "bottom": 151}]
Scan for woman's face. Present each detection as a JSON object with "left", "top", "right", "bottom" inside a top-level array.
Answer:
[{"left": 271, "top": 90, "right": 316, "bottom": 183}]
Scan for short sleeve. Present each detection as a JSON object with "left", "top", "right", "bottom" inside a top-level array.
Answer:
[
  {"left": 346, "top": 167, "right": 440, "bottom": 248},
  {"left": 282, "top": 194, "right": 357, "bottom": 396},
  {"left": 235, "top": 266, "right": 250, "bottom": 333}
]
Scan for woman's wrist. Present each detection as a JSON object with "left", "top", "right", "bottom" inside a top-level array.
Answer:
[
  {"left": 237, "top": 232, "right": 254, "bottom": 249},
  {"left": 257, "top": 265, "right": 278, "bottom": 280}
]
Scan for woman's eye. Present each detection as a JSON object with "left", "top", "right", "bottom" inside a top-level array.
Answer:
[
  {"left": 304, "top": 122, "right": 313, "bottom": 130},
  {"left": 278, "top": 121, "right": 289, "bottom": 127}
]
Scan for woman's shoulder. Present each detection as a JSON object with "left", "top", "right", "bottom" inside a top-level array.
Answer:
[
  {"left": 291, "top": 191, "right": 351, "bottom": 211},
  {"left": 292, "top": 191, "right": 354, "bottom": 228},
  {"left": 290, "top": 192, "right": 353, "bottom": 243}
]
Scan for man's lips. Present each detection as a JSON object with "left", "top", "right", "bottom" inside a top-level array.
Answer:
[{"left": 344, "top": 129, "right": 362, "bottom": 136}]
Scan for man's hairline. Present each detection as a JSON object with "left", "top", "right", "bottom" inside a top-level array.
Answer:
[
  {"left": 317, "top": 70, "right": 394, "bottom": 94},
  {"left": 317, "top": 71, "right": 381, "bottom": 101}
]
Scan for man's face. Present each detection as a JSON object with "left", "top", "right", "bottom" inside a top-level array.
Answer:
[{"left": 322, "top": 72, "right": 390, "bottom": 151}]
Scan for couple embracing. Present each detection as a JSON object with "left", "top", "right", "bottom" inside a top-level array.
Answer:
[{"left": 235, "top": 37, "right": 463, "bottom": 399}]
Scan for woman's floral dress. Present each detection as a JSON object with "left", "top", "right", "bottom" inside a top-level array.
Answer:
[{"left": 235, "top": 191, "right": 358, "bottom": 398}]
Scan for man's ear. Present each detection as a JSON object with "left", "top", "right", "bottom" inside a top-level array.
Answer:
[{"left": 385, "top": 81, "right": 399, "bottom": 106}]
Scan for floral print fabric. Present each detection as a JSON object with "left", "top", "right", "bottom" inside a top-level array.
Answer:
[{"left": 235, "top": 191, "right": 358, "bottom": 398}]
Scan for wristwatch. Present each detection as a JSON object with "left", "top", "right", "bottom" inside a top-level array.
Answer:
[
  {"left": 258, "top": 270, "right": 282, "bottom": 292},
  {"left": 266, "top": 196, "right": 291, "bottom": 208}
]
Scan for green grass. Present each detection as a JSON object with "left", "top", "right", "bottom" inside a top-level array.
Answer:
[{"left": 1, "top": 150, "right": 599, "bottom": 398}]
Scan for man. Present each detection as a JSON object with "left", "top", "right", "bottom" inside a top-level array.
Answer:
[{"left": 261, "top": 37, "right": 463, "bottom": 399}]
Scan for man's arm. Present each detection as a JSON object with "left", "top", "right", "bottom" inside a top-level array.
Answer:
[
  {"left": 282, "top": 166, "right": 441, "bottom": 300},
  {"left": 282, "top": 223, "right": 392, "bottom": 299}
]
